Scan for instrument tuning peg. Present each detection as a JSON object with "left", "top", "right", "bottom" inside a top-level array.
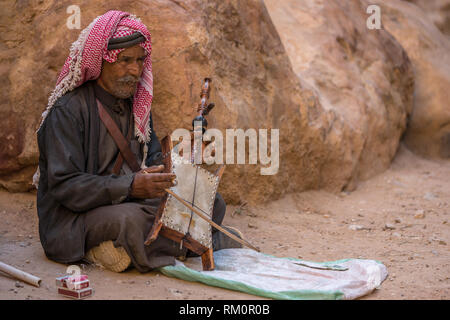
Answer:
[{"left": 203, "top": 103, "right": 215, "bottom": 115}]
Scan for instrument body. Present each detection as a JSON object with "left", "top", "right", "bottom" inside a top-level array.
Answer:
[{"left": 160, "top": 152, "right": 218, "bottom": 249}]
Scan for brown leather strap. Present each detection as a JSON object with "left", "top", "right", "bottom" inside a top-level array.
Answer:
[
  {"left": 111, "top": 152, "right": 124, "bottom": 175},
  {"left": 96, "top": 99, "right": 141, "bottom": 173},
  {"left": 110, "top": 112, "right": 135, "bottom": 175},
  {"left": 111, "top": 125, "right": 133, "bottom": 175}
]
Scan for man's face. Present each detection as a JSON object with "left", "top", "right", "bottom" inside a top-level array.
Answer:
[{"left": 97, "top": 45, "right": 147, "bottom": 99}]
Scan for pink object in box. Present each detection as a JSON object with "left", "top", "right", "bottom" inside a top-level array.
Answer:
[{"left": 56, "top": 274, "right": 90, "bottom": 290}]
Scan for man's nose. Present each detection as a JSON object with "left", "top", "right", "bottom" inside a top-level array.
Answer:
[{"left": 128, "top": 60, "right": 141, "bottom": 77}]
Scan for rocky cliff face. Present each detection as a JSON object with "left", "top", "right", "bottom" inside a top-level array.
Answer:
[
  {"left": 0, "top": 0, "right": 416, "bottom": 205},
  {"left": 264, "top": 0, "right": 414, "bottom": 186},
  {"left": 363, "top": 0, "right": 450, "bottom": 159},
  {"left": 405, "top": 0, "right": 450, "bottom": 36}
]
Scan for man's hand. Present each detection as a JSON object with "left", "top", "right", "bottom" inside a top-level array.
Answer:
[{"left": 130, "top": 165, "right": 177, "bottom": 199}]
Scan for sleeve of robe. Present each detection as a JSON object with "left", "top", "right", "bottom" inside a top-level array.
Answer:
[{"left": 41, "top": 104, "right": 135, "bottom": 213}]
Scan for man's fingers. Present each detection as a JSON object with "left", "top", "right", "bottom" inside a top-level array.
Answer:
[
  {"left": 149, "top": 190, "right": 166, "bottom": 199},
  {"left": 144, "top": 172, "right": 176, "bottom": 182},
  {"left": 152, "top": 185, "right": 172, "bottom": 198},
  {"left": 152, "top": 181, "right": 176, "bottom": 190},
  {"left": 142, "top": 165, "right": 165, "bottom": 174}
]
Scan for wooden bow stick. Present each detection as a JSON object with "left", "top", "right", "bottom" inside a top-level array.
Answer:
[{"left": 164, "top": 188, "right": 260, "bottom": 252}]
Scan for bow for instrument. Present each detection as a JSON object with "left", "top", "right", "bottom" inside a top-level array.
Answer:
[{"left": 164, "top": 188, "right": 259, "bottom": 252}]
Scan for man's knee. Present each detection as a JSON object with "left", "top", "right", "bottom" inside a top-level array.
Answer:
[
  {"left": 85, "top": 202, "right": 153, "bottom": 236},
  {"left": 116, "top": 203, "right": 155, "bottom": 228}
]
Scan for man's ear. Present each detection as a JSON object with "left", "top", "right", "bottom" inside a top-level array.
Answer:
[
  {"left": 96, "top": 61, "right": 109, "bottom": 88},
  {"left": 101, "top": 58, "right": 112, "bottom": 69},
  {"left": 98, "top": 59, "right": 113, "bottom": 81}
]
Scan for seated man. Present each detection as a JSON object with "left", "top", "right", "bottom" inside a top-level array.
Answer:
[{"left": 35, "top": 10, "right": 241, "bottom": 273}]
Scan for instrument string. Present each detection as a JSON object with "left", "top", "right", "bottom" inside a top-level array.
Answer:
[
  {"left": 180, "top": 165, "right": 199, "bottom": 249},
  {"left": 186, "top": 166, "right": 199, "bottom": 234}
]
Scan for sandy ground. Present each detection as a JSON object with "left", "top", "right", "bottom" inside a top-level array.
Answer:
[{"left": 0, "top": 144, "right": 448, "bottom": 300}]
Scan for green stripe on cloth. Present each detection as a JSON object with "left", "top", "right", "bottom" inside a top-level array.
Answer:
[{"left": 158, "top": 264, "right": 345, "bottom": 300}]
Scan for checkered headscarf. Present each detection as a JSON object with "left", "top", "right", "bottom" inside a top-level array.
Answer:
[{"left": 40, "top": 10, "right": 153, "bottom": 144}]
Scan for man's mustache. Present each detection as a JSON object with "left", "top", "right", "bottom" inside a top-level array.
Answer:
[{"left": 117, "top": 75, "right": 139, "bottom": 85}]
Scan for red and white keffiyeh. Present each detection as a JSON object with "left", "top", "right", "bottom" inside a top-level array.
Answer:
[{"left": 40, "top": 10, "right": 153, "bottom": 144}]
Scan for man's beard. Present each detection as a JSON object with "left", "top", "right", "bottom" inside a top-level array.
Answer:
[{"left": 111, "top": 75, "right": 139, "bottom": 99}]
